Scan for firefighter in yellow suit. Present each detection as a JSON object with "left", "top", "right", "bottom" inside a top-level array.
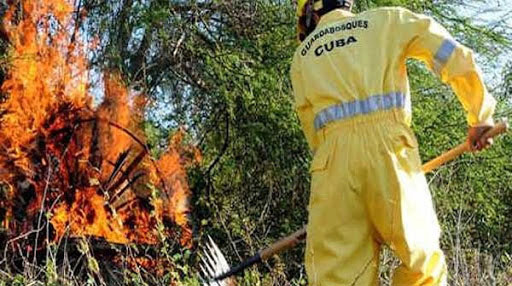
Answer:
[{"left": 290, "top": 0, "right": 496, "bottom": 285}]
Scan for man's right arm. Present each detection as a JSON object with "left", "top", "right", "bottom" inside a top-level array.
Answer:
[{"left": 290, "top": 59, "right": 319, "bottom": 154}]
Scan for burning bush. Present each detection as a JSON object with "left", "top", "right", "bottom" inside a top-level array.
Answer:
[{"left": 0, "top": 0, "right": 195, "bottom": 255}]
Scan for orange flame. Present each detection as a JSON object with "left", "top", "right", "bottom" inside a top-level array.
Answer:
[
  {"left": 0, "top": 0, "right": 89, "bottom": 174},
  {"left": 0, "top": 1, "right": 196, "bottom": 247}
]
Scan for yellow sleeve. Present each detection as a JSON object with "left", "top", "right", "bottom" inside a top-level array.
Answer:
[
  {"left": 290, "top": 60, "right": 319, "bottom": 152},
  {"left": 398, "top": 8, "right": 496, "bottom": 126}
]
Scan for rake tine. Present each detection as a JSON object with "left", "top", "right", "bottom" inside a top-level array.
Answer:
[
  {"left": 206, "top": 238, "right": 221, "bottom": 265},
  {"left": 199, "top": 265, "right": 216, "bottom": 285},
  {"left": 208, "top": 236, "right": 229, "bottom": 270},
  {"left": 201, "top": 250, "right": 223, "bottom": 282},
  {"left": 205, "top": 249, "right": 219, "bottom": 273},
  {"left": 198, "top": 274, "right": 210, "bottom": 286},
  {"left": 199, "top": 264, "right": 210, "bottom": 278},
  {"left": 200, "top": 254, "right": 216, "bottom": 278},
  {"left": 199, "top": 276, "right": 210, "bottom": 286},
  {"left": 199, "top": 236, "right": 232, "bottom": 286},
  {"left": 203, "top": 245, "right": 221, "bottom": 275},
  {"left": 199, "top": 266, "right": 222, "bottom": 286}
]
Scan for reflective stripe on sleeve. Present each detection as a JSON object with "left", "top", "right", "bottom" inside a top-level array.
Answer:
[
  {"left": 434, "top": 39, "right": 456, "bottom": 74},
  {"left": 313, "top": 92, "right": 406, "bottom": 130}
]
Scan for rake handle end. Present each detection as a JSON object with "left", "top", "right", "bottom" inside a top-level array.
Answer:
[
  {"left": 486, "top": 119, "right": 509, "bottom": 138},
  {"left": 260, "top": 227, "right": 307, "bottom": 260}
]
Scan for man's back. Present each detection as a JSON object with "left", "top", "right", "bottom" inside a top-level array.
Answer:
[
  {"left": 291, "top": 7, "right": 495, "bottom": 152},
  {"left": 293, "top": 8, "right": 408, "bottom": 108}
]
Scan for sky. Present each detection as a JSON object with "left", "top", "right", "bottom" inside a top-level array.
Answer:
[
  {"left": 454, "top": 0, "right": 512, "bottom": 86},
  {"left": 457, "top": 0, "right": 512, "bottom": 28}
]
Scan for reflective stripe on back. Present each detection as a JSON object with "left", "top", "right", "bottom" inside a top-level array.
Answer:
[{"left": 314, "top": 92, "right": 406, "bottom": 130}]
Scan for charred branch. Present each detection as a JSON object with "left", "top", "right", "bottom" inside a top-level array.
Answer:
[
  {"left": 109, "top": 171, "right": 146, "bottom": 207},
  {"left": 104, "top": 148, "right": 131, "bottom": 189},
  {"left": 106, "top": 150, "right": 145, "bottom": 195}
]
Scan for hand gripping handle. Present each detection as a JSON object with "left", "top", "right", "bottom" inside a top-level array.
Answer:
[{"left": 422, "top": 119, "right": 509, "bottom": 173}]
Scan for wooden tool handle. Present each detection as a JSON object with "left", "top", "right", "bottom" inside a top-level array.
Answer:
[
  {"left": 484, "top": 120, "right": 509, "bottom": 138},
  {"left": 260, "top": 227, "right": 307, "bottom": 260},
  {"left": 422, "top": 120, "right": 509, "bottom": 173}
]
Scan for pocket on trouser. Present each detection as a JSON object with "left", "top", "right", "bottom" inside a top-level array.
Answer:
[
  {"left": 387, "top": 123, "right": 423, "bottom": 174},
  {"left": 389, "top": 123, "right": 419, "bottom": 149},
  {"left": 308, "top": 139, "right": 335, "bottom": 207},
  {"left": 309, "top": 139, "right": 332, "bottom": 173}
]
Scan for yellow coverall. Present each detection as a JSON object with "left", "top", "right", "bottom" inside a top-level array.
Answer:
[{"left": 290, "top": 7, "right": 496, "bottom": 286}]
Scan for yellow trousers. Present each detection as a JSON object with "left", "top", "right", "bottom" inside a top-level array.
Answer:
[{"left": 306, "top": 111, "right": 447, "bottom": 286}]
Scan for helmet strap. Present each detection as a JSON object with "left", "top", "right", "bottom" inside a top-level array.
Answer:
[{"left": 305, "top": 0, "right": 314, "bottom": 30}]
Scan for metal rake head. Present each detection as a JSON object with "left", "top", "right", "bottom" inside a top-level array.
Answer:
[{"left": 199, "top": 235, "right": 232, "bottom": 286}]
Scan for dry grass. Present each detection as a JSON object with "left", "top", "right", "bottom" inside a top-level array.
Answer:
[{"left": 1, "top": 232, "right": 511, "bottom": 285}]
